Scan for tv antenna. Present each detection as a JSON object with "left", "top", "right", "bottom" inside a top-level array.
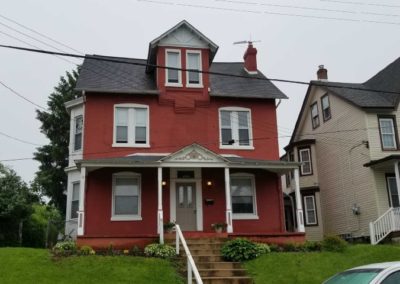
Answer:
[{"left": 233, "top": 40, "right": 261, "bottom": 45}]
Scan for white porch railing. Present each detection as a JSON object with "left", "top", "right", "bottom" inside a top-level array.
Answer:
[
  {"left": 175, "top": 224, "right": 203, "bottom": 284},
  {"left": 370, "top": 207, "right": 400, "bottom": 245}
]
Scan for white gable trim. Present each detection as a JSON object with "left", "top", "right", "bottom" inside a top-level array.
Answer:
[{"left": 161, "top": 143, "right": 229, "bottom": 164}]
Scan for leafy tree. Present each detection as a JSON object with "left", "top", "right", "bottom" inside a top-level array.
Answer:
[{"left": 33, "top": 69, "right": 80, "bottom": 216}]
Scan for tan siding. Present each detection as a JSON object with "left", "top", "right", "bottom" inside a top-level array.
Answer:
[{"left": 373, "top": 170, "right": 391, "bottom": 216}]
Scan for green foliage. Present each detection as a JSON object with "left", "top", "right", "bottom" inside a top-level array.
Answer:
[
  {"left": 303, "top": 241, "right": 322, "bottom": 252},
  {"left": 163, "top": 222, "right": 175, "bottom": 232},
  {"left": 33, "top": 69, "right": 80, "bottom": 214},
  {"left": 79, "top": 245, "right": 94, "bottom": 255},
  {"left": 322, "top": 235, "right": 348, "bottom": 252},
  {"left": 130, "top": 246, "right": 143, "bottom": 256},
  {"left": 53, "top": 240, "right": 77, "bottom": 256},
  {"left": 221, "top": 238, "right": 268, "bottom": 262},
  {"left": 144, "top": 243, "right": 176, "bottom": 259}
]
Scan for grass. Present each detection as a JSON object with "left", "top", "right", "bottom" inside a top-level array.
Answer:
[
  {"left": 0, "top": 247, "right": 183, "bottom": 284},
  {"left": 245, "top": 244, "right": 400, "bottom": 284}
]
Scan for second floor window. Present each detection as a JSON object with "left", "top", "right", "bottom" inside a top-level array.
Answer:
[
  {"left": 166, "top": 50, "right": 182, "bottom": 86},
  {"left": 220, "top": 108, "right": 252, "bottom": 148},
  {"left": 379, "top": 116, "right": 397, "bottom": 150},
  {"left": 321, "top": 94, "right": 331, "bottom": 121},
  {"left": 186, "top": 51, "right": 202, "bottom": 86},
  {"left": 310, "top": 102, "right": 320, "bottom": 129},
  {"left": 299, "top": 147, "right": 312, "bottom": 175},
  {"left": 114, "top": 105, "right": 149, "bottom": 147},
  {"left": 74, "top": 115, "right": 83, "bottom": 151}
]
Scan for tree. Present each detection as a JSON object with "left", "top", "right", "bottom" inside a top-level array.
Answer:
[
  {"left": 0, "top": 163, "right": 35, "bottom": 246},
  {"left": 33, "top": 69, "right": 80, "bottom": 216}
]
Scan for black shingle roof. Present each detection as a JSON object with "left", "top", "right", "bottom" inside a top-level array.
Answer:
[{"left": 75, "top": 55, "right": 287, "bottom": 99}]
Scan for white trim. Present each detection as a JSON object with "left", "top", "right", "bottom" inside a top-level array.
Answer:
[
  {"left": 299, "top": 148, "right": 312, "bottom": 175},
  {"left": 169, "top": 168, "right": 203, "bottom": 231},
  {"left": 186, "top": 50, "right": 203, "bottom": 88},
  {"left": 379, "top": 117, "right": 397, "bottom": 150},
  {"left": 294, "top": 168, "right": 305, "bottom": 233},
  {"left": 65, "top": 96, "right": 84, "bottom": 110},
  {"left": 111, "top": 171, "right": 142, "bottom": 221},
  {"left": 243, "top": 67, "right": 258, "bottom": 75},
  {"left": 70, "top": 181, "right": 80, "bottom": 220},
  {"left": 218, "top": 107, "right": 254, "bottom": 149},
  {"left": 73, "top": 115, "right": 83, "bottom": 152},
  {"left": 113, "top": 104, "right": 150, "bottom": 148},
  {"left": 165, "top": 49, "right": 182, "bottom": 87},
  {"left": 230, "top": 172, "right": 258, "bottom": 220},
  {"left": 303, "top": 195, "right": 317, "bottom": 225},
  {"left": 77, "top": 167, "right": 86, "bottom": 236}
]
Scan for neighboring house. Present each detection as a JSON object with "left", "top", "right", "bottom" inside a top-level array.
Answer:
[
  {"left": 282, "top": 59, "right": 400, "bottom": 244},
  {"left": 64, "top": 20, "right": 305, "bottom": 248}
]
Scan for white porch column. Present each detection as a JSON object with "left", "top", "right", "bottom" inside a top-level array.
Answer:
[
  {"left": 224, "top": 167, "right": 233, "bottom": 233},
  {"left": 394, "top": 161, "right": 400, "bottom": 207},
  {"left": 294, "top": 168, "right": 305, "bottom": 233},
  {"left": 157, "top": 167, "right": 164, "bottom": 244},
  {"left": 77, "top": 167, "right": 86, "bottom": 236}
]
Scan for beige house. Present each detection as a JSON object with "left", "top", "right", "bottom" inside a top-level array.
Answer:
[{"left": 282, "top": 58, "right": 400, "bottom": 244}]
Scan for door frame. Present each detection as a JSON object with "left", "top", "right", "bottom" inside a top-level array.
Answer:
[
  {"left": 170, "top": 168, "right": 203, "bottom": 231},
  {"left": 386, "top": 174, "right": 400, "bottom": 207}
]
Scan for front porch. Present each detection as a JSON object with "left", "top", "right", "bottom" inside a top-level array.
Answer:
[{"left": 75, "top": 144, "right": 305, "bottom": 248}]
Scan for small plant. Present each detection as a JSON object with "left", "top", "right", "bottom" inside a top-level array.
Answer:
[
  {"left": 221, "top": 238, "right": 267, "bottom": 262},
  {"left": 52, "top": 240, "right": 77, "bottom": 256},
  {"left": 269, "top": 243, "right": 283, "bottom": 252},
  {"left": 322, "top": 235, "right": 348, "bottom": 252},
  {"left": 303, "top": 240, "right": 322, "bottom": 252},
  {"left": 144, "top": 243, "right": 176, "bottom": 259},
  {"left": 211, "top": 222, "right": 227, "bottom": 233},
  {"left": 129, "top": 245, "right": 143, "bottom": 256},
  {"left": 163, "top": 221, "right": 175, "bottom": 233},
  {"left": 79, "top": 245, "right": 95, "bottom": 256}
]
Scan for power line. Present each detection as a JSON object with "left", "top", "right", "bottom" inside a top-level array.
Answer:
[
  {"left": 320, "top": 0, "right": 400, "bottom": 9},
  {"left": 0, "top": 131, "right": 43, "bottom": 146}
]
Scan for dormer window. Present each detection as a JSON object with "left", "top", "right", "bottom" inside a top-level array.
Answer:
[
  {"left": 186, "top": 51, "right": 202, "bottom": 87},
  {"left": 166, "top": 49, "right": 182, "bottom": 86}
]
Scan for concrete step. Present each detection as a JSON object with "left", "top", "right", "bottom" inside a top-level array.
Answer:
[
  {"left": 200, "top": 276, "right": 254, "bottom": 284},
  {"left": 188, "top": 249, "right": 221, "bottom": 255},
  {"left": 169, "top": 239, "right": 227, "bottom": 245},
  {"left": 197, "top": 262, "right": 242, "bottom": 270},
  {"left": 199, "top": 269, "right": 248, "bottom": 277},
  {"left": 176, "top": 243, "right": 225, "bottom": 250},
  {"left": 192, "top": 254, "right": 224, "bottom": 262}
]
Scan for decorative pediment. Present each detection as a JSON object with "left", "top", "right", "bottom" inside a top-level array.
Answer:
[
  {"left": 162, "top": 143, "right": 227, "bottom": 163},
  {"left": 158, "top": 25, "right": 209, "bottom": 48}
]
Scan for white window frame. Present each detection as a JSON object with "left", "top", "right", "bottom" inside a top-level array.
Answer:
[
  {"left": 165, "top": 49, "right": 182, "bottom": 87},
  {"left": 186, "top": 50, "right": 203, "bottom": 88},
  {"left": 73, "top": 115, "right": 83, "bottom": 152},
  {"left": 70, "top": 182, "right": 80, "bottom": 220},
  {"left": 230, "top": 173, "right": 258, "bottom": 220},
  {"left": 218, "top": 107, "right": 254, "bottom": 150},
  {"left": 299, "top": 148, "right": 312, "bottom": 175},
  {"left": 379, "top": 117, "right": 397, "bottom": 150},
  {"left": 303, "top": 195, "right": 317, "bottom": 225},
  {"left": 111, "top": 172, "right": 142, "bottom": 221},
  {"left": 112, "top": 104, "right": 150, "bottom": 148}
]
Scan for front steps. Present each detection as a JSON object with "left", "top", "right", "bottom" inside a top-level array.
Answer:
[{"left": 171, "top": 238, "right": 253, "bottom": 284}]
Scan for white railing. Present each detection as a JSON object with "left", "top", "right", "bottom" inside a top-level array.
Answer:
[
  {"left": 175, "top": 224, "right": 203, "bottom": 284},
  {"left": 370, "top": 207, "right": 400, "bottom": 245}
]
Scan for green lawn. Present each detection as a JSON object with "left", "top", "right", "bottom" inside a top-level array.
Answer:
[
  {"left": 0, "top": 248, "right": 183, "bottom": 284},
  {"left": 245, "top": 244, "right": 400, "bottom": 284}
]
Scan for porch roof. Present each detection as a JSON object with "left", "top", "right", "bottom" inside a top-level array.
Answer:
[{"left": 363, "top": 155, "right": 400, "bottom": 170}]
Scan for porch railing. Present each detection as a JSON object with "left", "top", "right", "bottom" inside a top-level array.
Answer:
[
  {"left": 175, "top": 224, "right": 203, "bottom": 284},
  {"left": 370, "top": 207, "right": 400, "bottom": 245}
]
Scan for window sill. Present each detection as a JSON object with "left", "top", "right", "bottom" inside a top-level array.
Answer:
[
  {"left": 165, "top": 83, "right": 183, "bottom": 87},
  {"left": 220, "top": 145, "right": 254, "bottom": 150},
  {"left": 68, "top": 218, "right": 78, "bottom": 223},
  {"left": 111, "top": 216, "right": 142, "bottom": 221},
  {"left": 112, "top": 143, "right": 150, "bottom": 148},
  {"left": 232, "top": 214, "right": 259, "bottom": 220},
  {"left": 186, "top": 84, "right": 204, "bottom": 89}
]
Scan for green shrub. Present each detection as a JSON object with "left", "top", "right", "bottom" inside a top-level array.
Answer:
[
  {"left": 269, "top": 243, "right": 283, "bottom": 252},
  {"left": 144, "top": 243, "right": 175, "bottom": 259},
  {"left": 79, "top": 245, "right": 94, "bottom": 255},
  {"left": 53, "top": 240, "right": 77, "bottom": 256},
  {"left": 129, "top": 245, "right": 143, "bottom": 256},
  {"left": 322, "top": 235, "right": 348, "bottom": 252},
  {"left": 303, "top": 241, "right": 322, "bottom": 252},
  {"left": 221, "top": 238, "right": 267, "bottom": 262}
]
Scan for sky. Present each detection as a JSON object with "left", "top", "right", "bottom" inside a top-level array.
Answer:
[{"left": 1, "top": 0, "right": 400, "bottom": 183}]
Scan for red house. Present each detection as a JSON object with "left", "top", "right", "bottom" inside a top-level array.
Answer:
[{"left": 64, "top": 20, "right": 305, "bottom": 248}]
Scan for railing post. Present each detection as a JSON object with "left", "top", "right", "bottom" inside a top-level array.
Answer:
[
  {"left": 176, "top": 227, "right": 180, "bottom": 255},
  {"left": 187, "top": 259, "right": 192, "bottom": 284},
  {"left": 370, "top": 222, "right": 375, "bottom": 245},
  {"left": 391, "top": 208, "right": 396, "bottom": 231}
]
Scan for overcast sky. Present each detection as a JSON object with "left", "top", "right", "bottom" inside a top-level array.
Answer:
[{"left": 1, "top": 0, "right": 400, "bottom": 183}]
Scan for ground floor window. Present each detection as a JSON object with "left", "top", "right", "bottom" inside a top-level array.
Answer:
[
  {"left": 112, "top": 172, "right": 141, "bottom": 221},
  {"left": 303, "top": 194, "right": 317, "bottom": 225},
  {"left": 70, "top": 182, "right": 80, "bottom": 219},
  {"left": 230, "top": 174, "right": 257, "bottom": 219}
]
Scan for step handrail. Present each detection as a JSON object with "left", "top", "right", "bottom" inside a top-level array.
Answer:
[
  {"left": 370, "top": 207, "right": 396, "bottom": 245},
  {"left": 175, "top": 224, "right": 203, "bottom": 284}
]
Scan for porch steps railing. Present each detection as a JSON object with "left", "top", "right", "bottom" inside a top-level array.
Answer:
[
  {"left": 175, "top": 224, "right": 203, "bottom": 284},
  {"left": 370, "top": 207, "right": 400, "bottom": 245}
]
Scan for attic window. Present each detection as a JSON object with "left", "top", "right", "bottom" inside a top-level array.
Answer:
[
  {"left": 186, "top": 51, "right": 202, "bottom": 87},
  {"left": 166, "top": 49, "right": 182, "bottom": 86},
  {"left": 310, "top": 102, "right": 320, "bottom": 129},
  {"left": 321, "top": 94, "right": 331, "bottom": 121}
]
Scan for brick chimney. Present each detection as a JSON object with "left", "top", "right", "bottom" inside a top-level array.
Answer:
[
  {"left": 243, "top": 42, "right": 257, "bottom": 74},
  {"left": 317, "top": 65, "right": 328, "bottom": 80}
]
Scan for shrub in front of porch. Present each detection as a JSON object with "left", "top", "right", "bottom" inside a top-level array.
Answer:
[
  {"left": 221, "top": 238, "right": 270, "bottom": 262},
  {"left": 144, "top": 243, "right": 176, "bottom": 259}
]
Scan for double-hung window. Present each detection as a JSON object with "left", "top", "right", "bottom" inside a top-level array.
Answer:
[
  {"left": 186, "top": 51, "right": 202, "bottom": 87},
  {"left": 230, "top": 174, "right": 257, "bottom": 219},
  {"left": 114, "top": 104, "right": 149, "bottom": 147},
  {"left": 299, "top": 147, "right": 312, "bottom": 175},
  {"left": 310, "top": 102, "right": 320, "bottom": 129},
  {"left": 74, "top": 115, "right": 83, "bottom": 151},
  {"left": 112, "top": 172, "right": 141, "bottom": 221},
  {"left": 70, "top": 182, "right": 80, "bottom": 219},
  {"left": 166, "top": 49, "right": 182, "bottom": 86},
  {"left": 321, "top": 94, "right": 331, "bottom": 121},
  {"left": 379, "top": 116, "right": 397, "bottom": 150},
  {"left": 219, "top": 108, "right": 253, "bottom": 149},
  {"left": 303, "top": 195, "right": 317, "bottom": 225}
]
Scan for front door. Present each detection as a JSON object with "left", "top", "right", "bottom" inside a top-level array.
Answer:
[
  {"left": 176, "top": 182, "right": 197, "bottom": 231},
  {"left": 387, "top": 176, "right": 400, "bottom": 207}
]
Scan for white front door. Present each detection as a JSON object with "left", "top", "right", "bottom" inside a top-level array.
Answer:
[{"left": 176, "top": 182, "right": 197, "bottom": 231}]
